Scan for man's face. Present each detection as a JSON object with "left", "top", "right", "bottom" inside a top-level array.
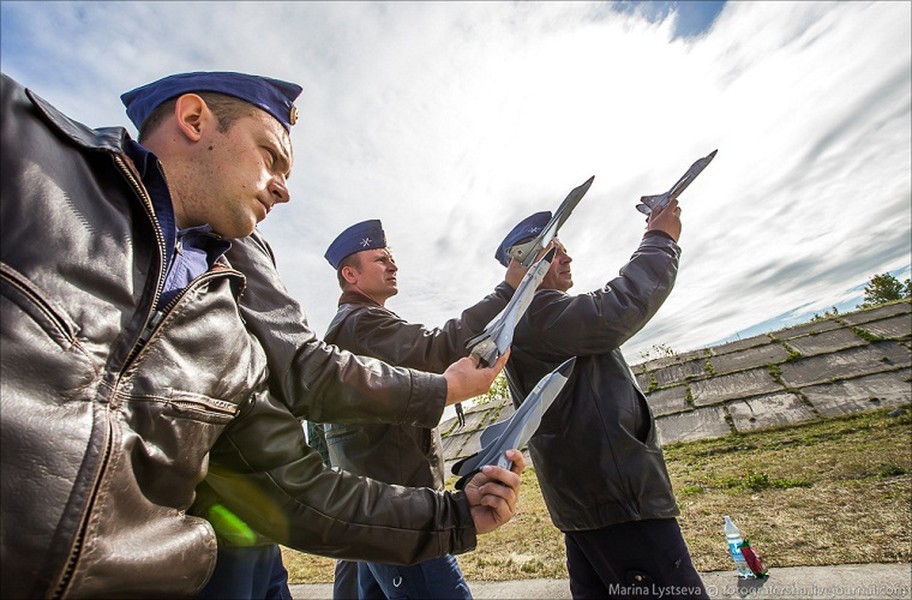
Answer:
[
  {"left": 539, "top": 239, "right": 573, "bottom": 292},
  {"left": 350, "top": 248, "right": 398, "bottom": 303},
  {"left": 192, "top": 108, "right": 293, "bottom": 239}
]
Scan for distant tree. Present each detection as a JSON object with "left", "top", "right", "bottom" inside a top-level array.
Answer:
[{"left": 858, "top": 272, "right": 912, "bottom": 308}]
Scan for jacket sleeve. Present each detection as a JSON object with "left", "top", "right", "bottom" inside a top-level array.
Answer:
[
  {"left": 517, "top": 231, "right": 680, "bottom": 359},
  {"left": 334, "top": 283, "right": 513, "bottom": 373},
  {"left": 203, "top": 390, "right": 477, "bottom": 564},
  {"left": 226, "top": 231, "right": 445, "bottom": 428}
]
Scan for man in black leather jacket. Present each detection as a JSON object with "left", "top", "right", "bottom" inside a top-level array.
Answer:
[
  {"left": 496, "top": 201, "right": 709, "bottom": 599},
  {"left": 0, "top": 71, "right": 522, "bottom": 599},
  {"left": 320, "top": 219, "right": 526, "bottom": 599}
]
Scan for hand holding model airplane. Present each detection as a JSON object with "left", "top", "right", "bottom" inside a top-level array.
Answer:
[
  {"left": 636, "top": 149, "right": 717, "bottom": 216},
  {"left": 452, "top": 357, "right": 576, "bottom": 488}
]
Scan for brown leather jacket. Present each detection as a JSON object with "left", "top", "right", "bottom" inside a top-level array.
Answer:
[
  {"left": 0, "top": 74, "right": 477, "bottom": 599},
  {"left": 322, "top": 284, "right": 513, "bottom": 488}
]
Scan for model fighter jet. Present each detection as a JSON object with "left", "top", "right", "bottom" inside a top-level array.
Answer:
[
  {"left": 636, "top": 149, "right": 718, "bottom": 216},
  {"left": 457, "top": 176, "right": 590, "bottom": 426},
  {"left": 507, "top": 175, "right": 595, "bottom": 267},
  {"left": 452, "top": 356, "right": 576, "bottom": 488},
  {"left": 466, "top": 246, "right": 556, "bottom": 369}
]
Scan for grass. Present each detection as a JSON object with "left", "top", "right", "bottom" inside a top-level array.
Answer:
[{"left": 281, "top": 407, "right": 912, "bottom": 583}]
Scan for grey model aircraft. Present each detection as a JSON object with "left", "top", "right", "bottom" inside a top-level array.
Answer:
[
  {"left": 452, "top": 356, "right": 576, "bottom": 488},
  {"left": 636, "top": 149, "right": 718, "bottom": 216},
  {"left": 507, "top": 175, "right": 595, "bottom": 267},
  {"left": 466, "top": 246, "right": 557, "bottom": 368}
]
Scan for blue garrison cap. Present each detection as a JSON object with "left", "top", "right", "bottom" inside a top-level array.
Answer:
[
  {"left": 325, "top": 219, "right": 388, "bottom": 269},
  {"left": 121, "top": 71, "right": 303, "bottom": 132},
  {"left": 495, "top": 211, "right": 551, "bottom": 267}
]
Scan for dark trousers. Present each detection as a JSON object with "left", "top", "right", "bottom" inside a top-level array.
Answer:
[
  {"left": 197, "top": 544, "right": 292, "bottom": 600},
  {"left": 357, "top": 554, "right": 471, "bottom": 599},
  {"left": 565, "top": 518, "right": 709, "bottom": 600},
  {"left": 333, "top": 560, "right": 361, "bottom": 599}
]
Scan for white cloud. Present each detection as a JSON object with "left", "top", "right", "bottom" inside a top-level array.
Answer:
[{"left": 2, "top": 0, "right": 909, "bottom": 361}]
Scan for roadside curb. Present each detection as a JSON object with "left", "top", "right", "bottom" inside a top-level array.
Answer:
[{"left": 289, "top": 562, "right": 912, "bottom": 599}]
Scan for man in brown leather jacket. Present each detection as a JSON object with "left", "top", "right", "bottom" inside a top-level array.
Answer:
[
  {"left": 495, "top": 202, "right": 709, "bottom": 599},
  {"left": 0, "top": 71, "right": 523, "bottom": 599},
  {"left": 320, "top": 219, "right": 526, "bottom": 599}
]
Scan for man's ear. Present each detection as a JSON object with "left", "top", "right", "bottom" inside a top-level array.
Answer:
[
  {"left": 173, "top": 93, "right": 212, "bottom": 142},
  {"left": 340, "top": 265, "right": 359, "bottom": 285}
]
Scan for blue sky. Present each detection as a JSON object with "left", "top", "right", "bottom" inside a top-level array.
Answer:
[{"left": 2, "top": 1, "right": 909, "bottom": 365}]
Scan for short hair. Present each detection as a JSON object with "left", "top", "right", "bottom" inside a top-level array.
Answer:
[
  {"left": 336, "top": 253, "right": 362, "bottom": 289},
  {"left": 137, "top": 92, "right": 258, "bottom": 142}
]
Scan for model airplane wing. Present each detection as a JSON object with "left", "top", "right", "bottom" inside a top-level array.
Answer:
[
  {"left": 508, "top": 176, "right": 594, "bottom": 267},
  {"left": 465, "top": 246, "right": 556, "bottom": 368},
  {"left": 636, "top": 149, "right": 717, "bottom": 215},
  {"left": 452, "top": 357, "right": 576, "bottom": 489}
]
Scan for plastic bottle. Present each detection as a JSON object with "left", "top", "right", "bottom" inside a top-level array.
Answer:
[{"left": 724, "top": 515, "right": 755, "bottom": 578}]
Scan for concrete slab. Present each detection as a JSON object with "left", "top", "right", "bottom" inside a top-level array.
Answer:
[
  {"left": 785, "top": 327, "right": 868, "bottom": 358},
  {"left": 458, "top": 406, "right": 498, "bottom": 431},
  {"left": 655, "top": 405, "right": 731, "bottom": 445},
  {"left": 775, "top": 317, "right": 844, "bottom": 340},
  {"left": 652, "top": 358, "right": 710, "bottom": 387},
  {"left": 709, "top": 333, "right": 773, "bottom": 355},
  {"left": 854, "top": 314, "right": 912, "bottom": 340},
  {"left": 441, "top": 431, "right": 473, "bottom": 458},
  {"left": 634, "top": 347, "right": 711, "bottom": 372},
  {"left": 454, "top": 428, "right": 485, "bottom": 458},
  {"left": 801, "top": 368, "right": 912, "bottom": 417},
  {"left": 840, "top": 301, "right": 911, "bottom": 325},
  {"left": 708, "top": 343, "right": 792, "bottom": 376},
  {"left": 635, "top": 353, "right": 681, "bottom": 371},
  {"left": 779, "top": 342, "right": 912, "bottom": 388},
  {"left": 727, "top": 392, "right": 818, "bottom": 432},
  {"left": 644, "top": 384, "right": 691, "bottom": 417},
  {"left": 690, "top": 368, "right": 784, "bottom": 406}
]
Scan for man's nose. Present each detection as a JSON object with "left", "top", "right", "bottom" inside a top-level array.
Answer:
[{"left": 269, "top": 178, "right": 290, "bottom": 204}]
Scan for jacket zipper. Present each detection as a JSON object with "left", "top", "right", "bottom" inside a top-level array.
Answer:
[
  {"left": 112, "top": 154, "right": 168, "bottom": 368},
  {"left": 51, "top": 419, "right": 115, "bottom": 599},
  {"left": 53, "top": 154, "right": 167, "bottom": 598}
]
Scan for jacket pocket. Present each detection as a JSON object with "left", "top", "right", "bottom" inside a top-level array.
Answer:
[
  {"left": 162, "top": 390, "right": 241, "bottom": 424},
  {"left": 632, "top": 388, "right": 657, "bottom": 446},
  {"left": 1, "top": 262, "right": 84, "bottom": 351},
  {"left": 111, "top": 389, "right": 240, "bottom": 509}
]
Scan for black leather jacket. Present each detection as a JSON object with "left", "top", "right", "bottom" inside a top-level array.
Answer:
[
  {"left": 0, "top": 74, "right": 477, "bottom": 598},
  {"left": 505, "top": 231, "right": 681, "bottom": 532},
  {"left": 323, "top": 284, "right": 513, "bottom": 489}
]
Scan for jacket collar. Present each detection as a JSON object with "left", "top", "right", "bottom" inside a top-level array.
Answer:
[
  {"left": 338, "top": 289, "right": 382, "bottom": 309},
  {"left": 27, "top": 87, "right": 129, "bottom": 154}
]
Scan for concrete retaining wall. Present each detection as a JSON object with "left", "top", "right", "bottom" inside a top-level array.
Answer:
[{"left": 441, "top": 300, "right": 911, "bottom": 464}]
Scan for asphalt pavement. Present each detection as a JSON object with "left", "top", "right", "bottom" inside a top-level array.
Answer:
[{"left": 289, "top": 562, "right": 912, "bottom": 599}]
